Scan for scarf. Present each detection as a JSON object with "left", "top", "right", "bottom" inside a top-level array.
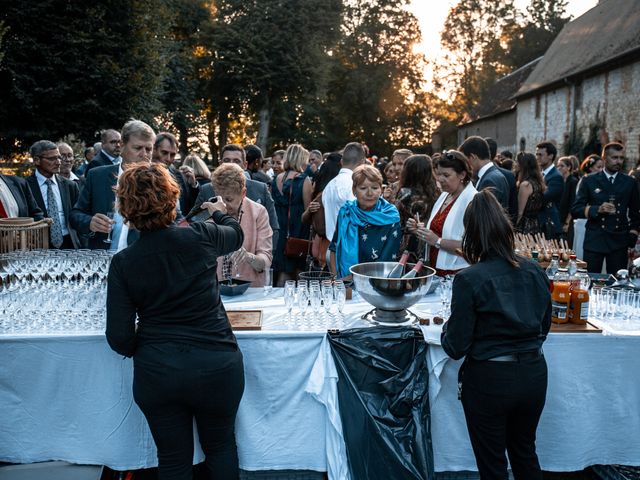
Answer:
[{"left": 336, "top": 197, "right": 400, "bottom": 278}]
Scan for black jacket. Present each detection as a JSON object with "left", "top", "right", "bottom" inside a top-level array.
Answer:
[{"left": 0, "top": 174, "right": 44, "bottom": 220}]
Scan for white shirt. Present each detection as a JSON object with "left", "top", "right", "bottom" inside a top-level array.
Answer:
[
  {"left": 604, "top": 170, "right": 618, "bottom": 183},
  {"left": 115, "top": 165, "right": 129, "bottom": 252},
  {"left": 103, "top": 150, "right": 121, "bottom": 165},
  {"left": 322, "top": 168, "right": 356, "bottom": 241},
  {"left": 476, "top": 162, "right": 493, "bottom": 182},
  {"left": 0, "top": 176, "right": 19, "bottom": 217},
  {"left": 35, "top": 170, "right": 69, "bottom": 235},
  {"left": 542, "top": 164, "right": 554, "bottom": 177}
]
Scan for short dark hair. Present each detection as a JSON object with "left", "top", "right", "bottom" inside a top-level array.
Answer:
[
  {"left": 434, "top": 150, "right": 473, "bottom": 184},
  {"left": 244, "top": 144, "right": 263, "bottom": 166},
  {"left": 484, "top": 137, "right": 498, "bottom": 160},
  {"left": 221, "top": 144, "right": 246, "bottom": 162},
  {"left": 342, "top": 142, "right": 366, "bottom": 168},
  {"left": 536, "top": 141, "right": 557, "bottom": 161},
  {"left": 602, "top": 142, "right": 624, "bottom": 158},
  {"left": 462, "top": 190, "right": 518, "bottom": 267},
  {"left": 155, "top": 132, "right": 177, "bottom": 149},
  {"left": 459, "top": 136, "right": 491, "bottom": 161},
  {"left": 29, "top": 140, "right": 57, "bottom": 158},
  {"left": 500, "top": 150, "right": 513, "bottom": 159}
]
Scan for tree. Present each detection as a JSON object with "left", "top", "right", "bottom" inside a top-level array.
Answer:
[{"left": 0, "top": 0, "right": 172, "bottom": 156}]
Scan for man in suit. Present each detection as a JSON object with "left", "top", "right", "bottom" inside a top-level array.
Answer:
[
  {"left": 0, "top": 174, "right": 44, "bottom": 220},
  {"left": 460, "top": 136, "right": 510, "bottom": 211},
  {"left": 84, "top": 129, "right": 122, "bottom": 176},
  {"left": 27, "top": 140, "right": 80, "bottom": 249},
  {"left": 536, "top": 141, "right": 564, "bottom": 239},
  {"left": 152, "top": 132, "right": 199, "bottom": 214},
  {"left": 245, "top": 144, "right": 272, "bottom": 185},
  {"left": 71, "top": 120, "right": 155, "bottom": 250},
  {"left": 57, "top": 142, "right": 85, "bottom": 187},
  {"left": 572, "top": 142, "right": 640, "bottom": 274},
  {"left": 485, "top": 137, "right": 518, "bottom": 222},
  {"left": 190, "top": 144, "right": 279, "bottom": 247}
]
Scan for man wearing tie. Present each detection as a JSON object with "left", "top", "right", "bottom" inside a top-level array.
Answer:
[
  {"left": 536, "top": 141, "right": 564, "bottom": 239},
  {"left": 26, "top": 140, "right": 80, "bottom": 249},
  {"left": 572, "top": 142, "right": 640, "bottom": 274},
  {"left": 71, "top": 120, "right": 155, "bottom": 251},
  {"left": 84, "top": 129, "right": 122, "bottom": 176}
]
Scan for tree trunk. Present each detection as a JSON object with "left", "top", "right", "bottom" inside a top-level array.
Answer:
[
  {"left": 217, "top": 109, "right": 229, "bottom": 168},
  {"left": 256, "top": 96, "right": 271, "bottom": 153}
]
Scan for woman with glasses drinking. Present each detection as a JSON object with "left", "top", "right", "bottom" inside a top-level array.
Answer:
[{"left": 410, "top": 150, "right": 476, "bottom": 277}]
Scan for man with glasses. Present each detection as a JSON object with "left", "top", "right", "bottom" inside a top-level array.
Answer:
[
  {"left": 26, "top": 140, "right": 80, "bottom": 249},
  {"left": 572, "top": 142, "right": 640, "bottom": 274},
  {"left": 84, "top": 129, "right": 122, "bottom": 175},
  {"left": 57, "top": 142, "right": 84, "bottom": 187}
]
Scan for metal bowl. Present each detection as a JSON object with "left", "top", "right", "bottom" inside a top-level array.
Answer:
[
  {"left": 349, "top": 262, "right": 435, "bottom": 312},
  {"left": 220, "top": 279, "right": 251, "bottom": 296}
]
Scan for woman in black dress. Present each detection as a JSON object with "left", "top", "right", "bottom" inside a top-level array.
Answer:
[
  {"left": 515, "top": 152, "right": 546, "bottom": 235},
  {"left": 441, "top": 190, "right": 551, "bottom": 479},
  {"left": 106, "top": 163, "right": 245, "bottom": 480}
]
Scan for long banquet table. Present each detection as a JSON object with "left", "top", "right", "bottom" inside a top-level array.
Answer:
[{"left": 1, "top": 288, "right": 640, "bottom": 477}]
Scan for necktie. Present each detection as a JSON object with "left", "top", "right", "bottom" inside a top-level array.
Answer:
[
  {"left": 0, "top": 200, "right": 7, "bottom": 219},
  {"left": 610, "top": 176, "right": 614, "bottom": 184},
  {"left": 45, "top": 179, "right": 64, "bottom": 248}
]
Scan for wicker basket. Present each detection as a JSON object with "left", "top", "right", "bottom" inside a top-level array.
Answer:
[{"left": 0, "top": 218, "right": 50, "bottom": 253}]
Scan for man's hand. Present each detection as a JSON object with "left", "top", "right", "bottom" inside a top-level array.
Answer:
[
  {"left": 598, "top": 202, "right": 616, "bottom": 215},
  {"left": 90, "top": 213, "right": 114, "bottom": 233},
  {"left": 179, "top": 165, "right": 198, "bottom": 188}
]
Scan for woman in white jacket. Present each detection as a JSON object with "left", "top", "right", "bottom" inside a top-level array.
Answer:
[{"left": 409, "top": 150, "right": 477, "bottom": 276}]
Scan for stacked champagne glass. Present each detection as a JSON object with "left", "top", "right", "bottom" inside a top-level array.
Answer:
[
  {"left": 283, "top": 279, "right": 347, "bottom": 330},
  {"left": 0, "top": 250, "right": 113, "bottom": 335}
]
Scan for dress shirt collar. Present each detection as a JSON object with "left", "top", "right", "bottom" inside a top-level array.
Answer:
[
  {"left": 542, "top": 164, "right": 554, "bottom": 177},
  {"left": 477, "top": 162, "right": 493, "bottom": 181},
  {"left": 604, "top": 170, "right": 618, "bottom": 182},
  {"left": 35, "top": 169, "right": 56, "bottom": 187}
]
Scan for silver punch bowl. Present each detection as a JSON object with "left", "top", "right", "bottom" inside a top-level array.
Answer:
[{"left": 350, "top": 262, "right": 435, "bottom": 325}]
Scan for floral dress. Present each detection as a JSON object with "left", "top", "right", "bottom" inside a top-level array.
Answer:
[{"left": 516, "top": 181, "right": 544, "bottom": 235}]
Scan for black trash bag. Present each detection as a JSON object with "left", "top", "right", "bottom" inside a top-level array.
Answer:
[{"left": 328, "top": 326, "right": 434, "bottom": 480}]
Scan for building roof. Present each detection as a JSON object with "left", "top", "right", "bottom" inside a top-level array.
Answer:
[
  {"left": 517, "top": 0, "right": 640, "bottom": 98},
  {"left": 460, "top": 58, "right": 541, "bottom": 126}
]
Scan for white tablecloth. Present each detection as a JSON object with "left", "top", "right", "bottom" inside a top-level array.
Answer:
[{"left": 1, "top": 288, "right": 639, "bottom": 474}]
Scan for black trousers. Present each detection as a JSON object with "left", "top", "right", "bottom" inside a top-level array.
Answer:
[
  {"left": 461, "top": 355, "right": 547, "bottom": 480},
  {"left": 133, "top": 342, "right": 245, "bottom": 480},
  {"left": 584, "top": 248, "right": 629, "bottom": 275}
]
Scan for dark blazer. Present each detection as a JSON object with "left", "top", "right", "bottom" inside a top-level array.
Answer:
[
  {"left": 497, "top": 165, "right": 518, "bottom": 222},
  {"left": 559, "top": 174, "right": 578, "bottom": 224},
  {"left": 84, "top": 151, "right": 115, "bottom": 176},
  {"left": 538, "top": 166, "right": 564, "bottom": 236},
  {"left": 571, "top": 171, "right": 640, "bottom": 254},
  {"left": 477, "top": 164, "right": 510, "bottom": 211},
  {"left": 168, "top": 165, "right": 199, "bottom": 215},
  {"left": 0, "top": 174, "right": 44, "bottom": 220},
  {"left": 193, "top": 180, "right": 280, "bottom": 247},
  {"left": 70, "top": 164, "right": 139, "bottom": 249},
  {"left": 27, "top": 173, "right": 80, "bottom": 248}
]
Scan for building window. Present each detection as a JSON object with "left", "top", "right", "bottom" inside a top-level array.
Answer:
[
  {"left": 574, "top": 82, "right": 583, "bottom": 110},
  {"left": 520, "top": 137, "right": 526, "bottom": 152},
  {"left": 535, "top": 96, "right": 541, "bottom": 119}
]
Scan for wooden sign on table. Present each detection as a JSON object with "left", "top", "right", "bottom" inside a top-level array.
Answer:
[{"left": 228, "top": 310, "right": 263, "bottom": 330}]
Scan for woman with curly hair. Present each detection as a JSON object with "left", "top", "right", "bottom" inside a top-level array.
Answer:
[
  {"left": 106, "top": 163, "right": 245, "bottom": 479},
  {"left": 395, "top": 154, "right": 440, "bottom": 263}
]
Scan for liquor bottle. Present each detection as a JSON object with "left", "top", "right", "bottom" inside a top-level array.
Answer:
[
  {"left": 401, "top": 259, "right": 424, "bottom": 279},
  {"left": 387, "top": 250, "right": 410, "bottom": 278},
  {"left": 551, "top": 268, "right": 570, "bottom": 324},
  {"left": 568, "top": 269, "right": 590, "bottom": 325}
]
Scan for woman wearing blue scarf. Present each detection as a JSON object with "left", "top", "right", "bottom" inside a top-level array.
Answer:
[{"left": 329, "top": 164, "right": 402, "bottom": 279}]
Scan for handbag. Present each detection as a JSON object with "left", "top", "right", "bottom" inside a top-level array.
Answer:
[{"left": 283, "top": 175, "right": 312, "bottom": 259}]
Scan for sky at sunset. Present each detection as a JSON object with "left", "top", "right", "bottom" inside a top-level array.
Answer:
[{"left": 408, "top": 0, "right": 599, "bottom": 62}]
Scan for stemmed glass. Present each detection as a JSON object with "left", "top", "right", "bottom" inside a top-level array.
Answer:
[
  {"left": 284, "top": 280, "right": 296, "bottom": 327},
  {"left": 334, "top": 281, "right": 346, "bottom": 326},
  {"left": 297, "top": 282, "right": 309, "bottom": 329},
  {"left": 103, "top": 211, "right": 115, "bottom": 244},
  {"left": 439, "top": 275, "right": 453, "bottom": 317}
]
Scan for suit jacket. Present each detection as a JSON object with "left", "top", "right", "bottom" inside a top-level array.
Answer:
[
  {"left": 84, "top": 151, "right": 115, "bottom": 176},
  {"left": 70, "top": 164, "right": 139, "bottom": 249},
  {"left": 0, "top": 174, "right": 44, "bottom": 220},
  {"left": 497, "top": 165, "right": 518, "bottom": 222},
  {"left": 477, "top": 164, "right": 510, "bottom": 211},
  {"left": 168, "top": 165, "right": 199, "bottom": 215},
  {"left": 193, "top": 179, "right": 280, "bottom": 248},
  {"left": 571, "top": 171, "right": 640, "bottom": 254},
  {"left": 27, "top": 173, "right": 80, "bottom": 248},
  {"left": 538, "top": 166, "right": 564, "bottom": 236}
]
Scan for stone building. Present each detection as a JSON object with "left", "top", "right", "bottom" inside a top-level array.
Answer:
[
  {"left": 515, "top": 0, "right": 640, "bottom": 167},
  {"left": 457, "top": 59, "right": 540, "bottom": 154}
]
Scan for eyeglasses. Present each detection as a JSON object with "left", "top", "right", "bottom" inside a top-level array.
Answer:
[
  {"left": 38, "top": 155, "right": 62, "bottom": 162},
  {"left": 60, "top": 153, "right": 74, "bottom": 160}
]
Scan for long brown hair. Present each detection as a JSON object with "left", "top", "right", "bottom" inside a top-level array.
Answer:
[
  {"left": 516, "top": 152, "right": 546, "bottom": 193},
  {"left": 461, "top": 190, "right": 518, "bottom": 266},
  {"left": 398, "top": 154, "right": 440, "bottom": 207}
]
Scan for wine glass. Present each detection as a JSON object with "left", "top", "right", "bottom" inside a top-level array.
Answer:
[
  {"left": 103, "top": 211, "right": 115, "bottom": 244},
  {"left": 284, "top": 280, "right": 296, "bottom": 327}
]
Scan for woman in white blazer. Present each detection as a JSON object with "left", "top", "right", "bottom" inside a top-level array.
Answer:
[{"left": 410, "top": 150, "right": 476, "bottom": 276}]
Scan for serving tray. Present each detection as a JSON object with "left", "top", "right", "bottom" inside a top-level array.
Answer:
[
  {"left": 228, "top": 310, "right": 263, "bottom": 330},
  {"left": 550, "top": 321, "right": 601, "bottom": 333}
]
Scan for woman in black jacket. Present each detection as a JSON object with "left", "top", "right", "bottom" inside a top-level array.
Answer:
[
  {"left": 106, "top": 163, "right": 244, "bottom": 480},
  {"left": 441, "top": 190, "right": 551, "bottom": 480}
]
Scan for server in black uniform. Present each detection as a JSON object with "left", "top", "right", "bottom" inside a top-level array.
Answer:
[
  {"left": 441, "top": 190, "right": 551, "bottom": 480},
  {"left": 571, "top": 142, "right": 640, "bottom": 274},
  {"left": 106, "top": 163, "right": 245, "bottom": 480}
]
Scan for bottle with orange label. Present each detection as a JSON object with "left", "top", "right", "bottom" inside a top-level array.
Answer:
[
  {"left": 568, "top": 269, "right": 590, "bottom": 325},
  {"left": 551, "top": 268, "right": 570, "bottom": 324}
]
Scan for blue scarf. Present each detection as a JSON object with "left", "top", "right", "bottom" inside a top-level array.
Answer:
[{"left": 336, "top": 197, "right": 400, "bottom": 278}]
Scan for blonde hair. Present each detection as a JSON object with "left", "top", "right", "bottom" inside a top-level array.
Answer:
[
  {"left": 212, "top": 163, "right": 246, "bottom": 194},
  {"left": 283, "top": 144, "right": 309, "bottom": 173},
  {"left": 352, "top": 164, "right": 383, "bottom": 189},
  {"left": 183, "top": 154, "right": 211, "bottom": 180}
]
